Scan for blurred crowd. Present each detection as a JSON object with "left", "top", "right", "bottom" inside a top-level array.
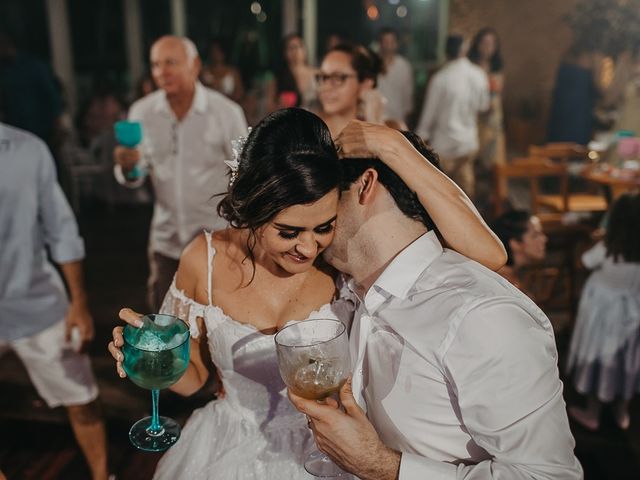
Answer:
[{"left": 1, "top": 19, "right": 640, "bottom": 480}]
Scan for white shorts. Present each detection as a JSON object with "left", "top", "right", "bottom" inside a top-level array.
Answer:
[{"left": 0, "top": 319, "right": 99, "bottom": 408}]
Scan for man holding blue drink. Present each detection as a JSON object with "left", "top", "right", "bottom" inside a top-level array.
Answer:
[{"left": 114, "top": 35, "right": 247, "bottom": 310}]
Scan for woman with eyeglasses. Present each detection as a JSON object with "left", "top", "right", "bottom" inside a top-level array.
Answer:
[{"left": 315, "top": 44, "right": 391, "bottom": 138}]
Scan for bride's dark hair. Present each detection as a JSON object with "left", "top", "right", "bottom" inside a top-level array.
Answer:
[{"left": 217, "top": 108, "right": 341, "bottom": 273}]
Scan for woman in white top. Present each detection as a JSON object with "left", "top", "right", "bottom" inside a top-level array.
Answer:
[
  {"left": 567, "top": 193, "right": 640, "bottom": 431},
  {"left": 108, "top": 108, "right": 506, "bottom": 479}
]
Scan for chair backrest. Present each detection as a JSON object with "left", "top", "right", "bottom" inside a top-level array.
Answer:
[
  {"left": 494, "top": 156, "right": 569, "bottom": 216},
  {"left": 528, "top": 143, "right": 588, "bottom": 163}
]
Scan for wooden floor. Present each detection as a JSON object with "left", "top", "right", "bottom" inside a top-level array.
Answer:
[{"left": 1, "top": 202, "right": 639, "bottom": 479}]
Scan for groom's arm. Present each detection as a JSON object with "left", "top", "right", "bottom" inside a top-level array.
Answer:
[
  {"left": 426, "top": 302, "right": 583, "bottom": 480},
  {"left": 392, "top": 303, "right": 583, "bottom": 479},
  {"left": 290, "top": 302, "right": 584, "bottom": 480}
]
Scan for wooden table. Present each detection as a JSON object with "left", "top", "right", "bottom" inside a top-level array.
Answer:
[{"left": 581, "top": 167, "right": 640, "bottom": 202}]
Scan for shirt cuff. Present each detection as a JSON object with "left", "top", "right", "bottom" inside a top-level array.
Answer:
[
  {"left": 50, "top": 236, "right": 85, "bottom": 264},
  {"left": 114, "top": 164, "right": 145, "bottom": 188},
  {"left": 399, "top": 453, "right": 457, "bottom": 480}
]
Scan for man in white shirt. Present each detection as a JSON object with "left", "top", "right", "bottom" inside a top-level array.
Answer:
[
  {"left": 377, "top": 28, "right": 414, "bottom": 124},
  {"left": 114, "top": 36, "right": 247, "bottom": 309},
  {"left": 290, "top": 127, "right": 582, "bottom": 479},
  {"left": 416, "top": 35, "right": 489, "bottom": 198}
]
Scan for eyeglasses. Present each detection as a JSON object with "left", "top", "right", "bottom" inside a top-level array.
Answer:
[{"left": 315, "top": 72, "right": 357, "bottom": 87}]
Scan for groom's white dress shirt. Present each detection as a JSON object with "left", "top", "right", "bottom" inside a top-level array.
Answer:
[{"left": 349, "top": 231, "right": 583, "bottom": 479}]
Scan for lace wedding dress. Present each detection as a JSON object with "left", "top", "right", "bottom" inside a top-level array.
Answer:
[{"left": 153, "top": 232, "right": 353, "bottom": 479}]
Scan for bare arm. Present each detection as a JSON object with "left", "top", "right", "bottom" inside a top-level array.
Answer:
[
  {"left": 36, "top": 140, "right": 94, "bottom": 347},
  {"left": 109, "top": 236, "right": 213, "bottom": 396},
  {"left": 168, "top": 238, "right": 213, "bottom": 396},
  {"left": 336, "top": 121, "right": 507, "bottom": 270},
  {"left": 60, "top": 260, "right": 94, "bottom": 349}
]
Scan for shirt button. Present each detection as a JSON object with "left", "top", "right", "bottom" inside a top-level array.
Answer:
[{"left": 358, "top": 369, "right": 363, "bottom": 375}]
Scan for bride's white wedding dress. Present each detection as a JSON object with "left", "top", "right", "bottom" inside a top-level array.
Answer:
[{"left": 154, "top": 232, "right": 353, "bottom": 479}]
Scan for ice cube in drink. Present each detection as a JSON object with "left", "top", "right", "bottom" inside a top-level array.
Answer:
[{"left": 290, "top": 358, "right": 347, "bottom": 400}]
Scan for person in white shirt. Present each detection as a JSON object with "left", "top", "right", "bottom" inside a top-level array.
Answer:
[
  {"left": 377, "top": 28, "right": 414, "bottom": 124},
  {"left": 290, "top": 121, "right": 583, "bottom": 480},
  {"left": 1, "top": 123, "right": 109, "bottom": 480},
  {"left": 416, "top": 35, "right": 489, "bottom": 198},
  {"left": 114, "top": 36, "right": 248, "bottom": 310}
]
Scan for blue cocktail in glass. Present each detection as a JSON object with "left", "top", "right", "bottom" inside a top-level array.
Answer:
[{"left": 122, "top": 314, "right": 190, "bottom": 452}]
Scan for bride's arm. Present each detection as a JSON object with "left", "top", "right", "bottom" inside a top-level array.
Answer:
[
  {"left": 109, "top": 237, "right": 215, "bottom": 397},
  {"left": 335, "top": 121, "right": 507, "bottom": 270},
  {"left": 168, "top": 235, "right": 214, "bottom": 396}
]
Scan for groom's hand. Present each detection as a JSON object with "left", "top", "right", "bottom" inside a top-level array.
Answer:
[{"left": 288, "top": 377, "right": 401, "bottom": 480}]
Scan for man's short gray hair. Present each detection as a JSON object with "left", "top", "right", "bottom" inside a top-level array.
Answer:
[{"left": 181, "top": 37, "right": 199, "bottom": 65}]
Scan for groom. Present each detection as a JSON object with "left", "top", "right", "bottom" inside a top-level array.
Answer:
[{"left": 289, "top": 121, "right": 583, "bottom": 479}]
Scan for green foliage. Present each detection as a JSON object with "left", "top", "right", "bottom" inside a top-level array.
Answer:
[{"left": 566, "top": 0, "right": 640, "bottom": 55}]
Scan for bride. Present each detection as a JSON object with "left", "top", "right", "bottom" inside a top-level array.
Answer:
[{"left": 108, "top": 108, "right": 505, "bottom": 479}]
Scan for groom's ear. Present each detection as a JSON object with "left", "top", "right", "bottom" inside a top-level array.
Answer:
[{"left": 357, "top": 168, "right": 378, "bottom": 205}]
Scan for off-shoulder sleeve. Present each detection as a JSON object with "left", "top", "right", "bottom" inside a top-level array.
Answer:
[{"left": 159, "top": 278, "right": 206, "bottom": 339}]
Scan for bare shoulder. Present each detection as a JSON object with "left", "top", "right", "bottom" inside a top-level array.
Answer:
[
  {"left": 175, "top": 233, "right": 209, "bottom": 297},
  {"left": 210, "top": 228, "right": 241, "bottom": 261}
]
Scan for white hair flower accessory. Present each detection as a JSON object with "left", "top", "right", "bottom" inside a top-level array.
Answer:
[{"left": 225, "top": 127, "right": 252, "bottom": 187}]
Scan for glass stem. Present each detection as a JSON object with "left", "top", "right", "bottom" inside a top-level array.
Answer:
[{"left": 148, "top": 389, "right": 164, "bottom": 436}]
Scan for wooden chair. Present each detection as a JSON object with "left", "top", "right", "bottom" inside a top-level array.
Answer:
[
  {"left": 494, "top": 156, "right": 565, "bottom": 218},
  {"left": 528, "top": 143, "right": 608, "bottom": 212},
  {"left": 494, "top": 156, "right": 607, "bottom": 216},
  {"left": 494, "top": 157, "right": 596, "bottom": 320}
]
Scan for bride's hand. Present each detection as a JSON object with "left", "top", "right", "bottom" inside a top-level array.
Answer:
[
  {"left": 107, "top": 307, "right": 144, "bottom": 378},
  {"left": 335, "top": 120, "right": 402, "bottom": 160}
]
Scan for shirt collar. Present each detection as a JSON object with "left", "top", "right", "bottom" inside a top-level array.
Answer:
[
  {"left": 192, "top": 82, "right": 208, "bottom": 113},
  {"left": 449, "top": 57, "right": 470, "bottom": 67},
  {"left": 152, "top": 82, "right": 207, "bottom": 115},
  {"left": 365, "top": 231, "right": 443, "bottom": 306}
]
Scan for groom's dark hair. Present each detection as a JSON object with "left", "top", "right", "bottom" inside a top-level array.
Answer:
[{"left": 339, "top": 131, "right": 440, "bottom": 232}]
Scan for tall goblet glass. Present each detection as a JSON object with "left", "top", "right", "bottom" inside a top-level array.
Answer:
[
  {"left": 122, "top": 314, "right": 190, "bottom": 452},
  {"left": 275, "top": 318, "right": 351, "bottom": 477}
]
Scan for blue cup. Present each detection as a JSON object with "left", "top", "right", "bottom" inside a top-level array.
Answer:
[
  {"left": 114, "top": 120, "right": 143, "bottom": 147},
  {"left": 114, "top": 120, "right": 145, "bottom": 180}
]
